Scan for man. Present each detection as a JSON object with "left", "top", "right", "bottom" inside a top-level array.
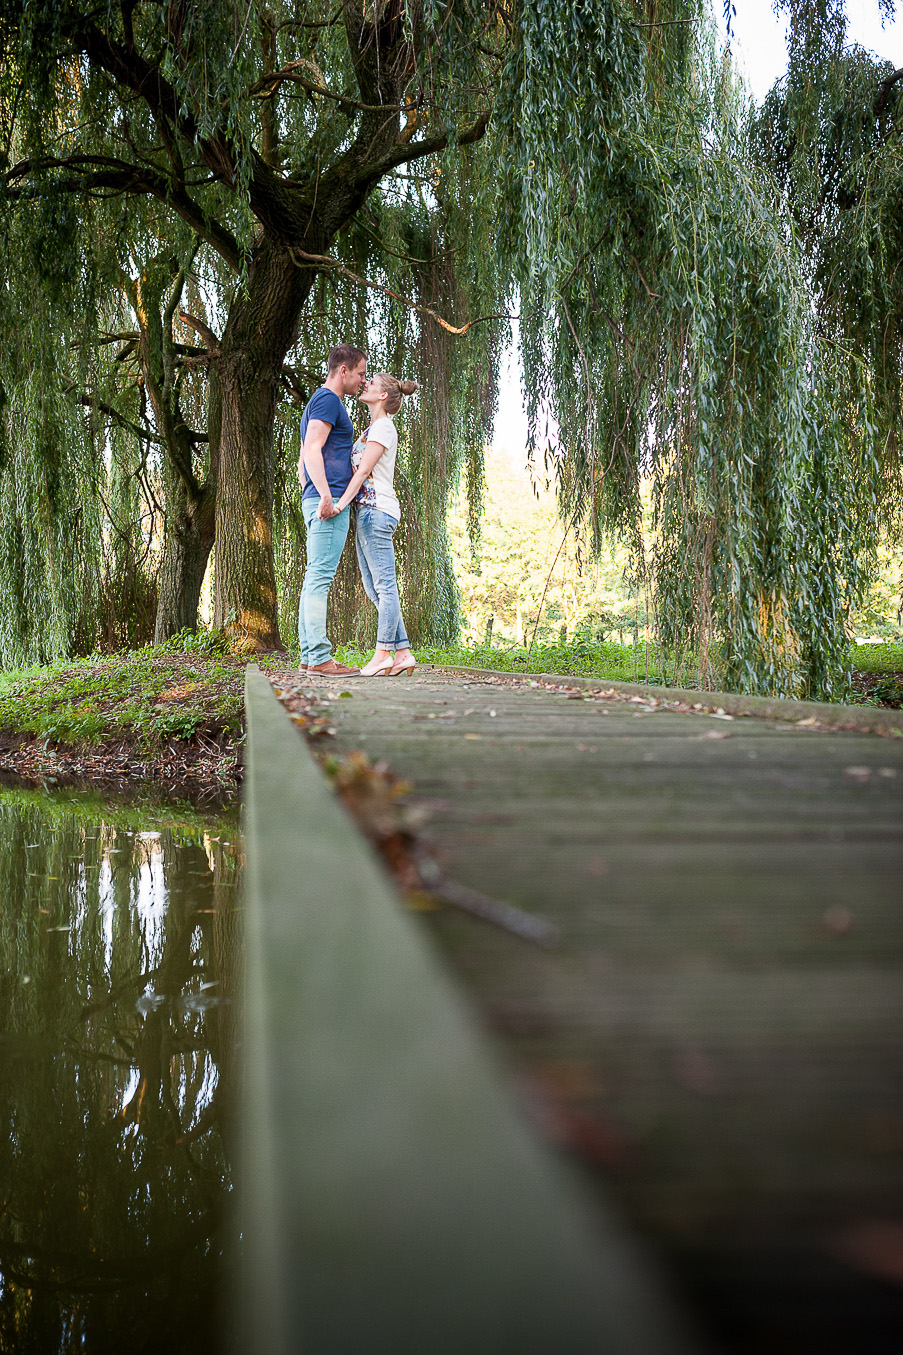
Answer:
[{"left": 297, "top": 344, "right": 367, "bottom": 676}]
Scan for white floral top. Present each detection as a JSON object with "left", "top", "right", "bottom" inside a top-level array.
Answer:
[{"left": 351, "top": 415, "right": 401, "bottom": 519}]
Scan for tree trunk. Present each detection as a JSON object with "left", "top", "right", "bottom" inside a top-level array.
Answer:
[
  {"left": 214, "top": 238, "right": 314, "bottom": 651},
  {"left": 153, "top": 482, "right": 216, "bottom": 642},
  {"left": 133, "top": 263, "right": 222, "bottom": 646}
]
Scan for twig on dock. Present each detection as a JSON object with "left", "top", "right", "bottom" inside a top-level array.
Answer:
[{"left": 429, "top": 877, "right": 559, "bottom": 949}]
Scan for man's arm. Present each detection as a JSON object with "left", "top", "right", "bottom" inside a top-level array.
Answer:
[{"left": 299, "top": 419, "right": 334, "bottom": 513}]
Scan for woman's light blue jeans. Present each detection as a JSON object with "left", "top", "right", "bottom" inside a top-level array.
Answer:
[
  {"left": 298, "top": 499, "right": 350, "bottom": 666},
  {"left": 354, "top": 507, "right": 410, "bottom": 649}
]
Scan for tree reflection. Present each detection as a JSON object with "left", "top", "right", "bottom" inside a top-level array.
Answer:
[{"left": 0, "top": 787, "right": 240, "bottom": 1354}]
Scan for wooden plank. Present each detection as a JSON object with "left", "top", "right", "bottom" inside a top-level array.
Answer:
[
  {"left": 427, "top": 663, "right": 903, "bottom": 736},
  {"left": 240, "top": 665, "right": 696, "bottom": 1355}
]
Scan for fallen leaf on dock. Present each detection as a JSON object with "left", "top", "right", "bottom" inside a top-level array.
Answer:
[{"left": 829, "top": 1220, "right": 903, "bottom": 1285}]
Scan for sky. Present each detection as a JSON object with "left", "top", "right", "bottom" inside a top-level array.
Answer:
[
  {"left": 493, "top": 1, "right": 903, "bottom": 450},
  {"left": 721, "top": 0, "right": 901, "bottom": 102}
]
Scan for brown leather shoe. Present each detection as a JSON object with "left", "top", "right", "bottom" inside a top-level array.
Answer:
[{"left": 307, "top": 659, "right": 360, "bottom": 676}]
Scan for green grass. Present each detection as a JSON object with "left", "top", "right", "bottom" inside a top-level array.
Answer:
[
  {"left": 850, "top": 641, "right": 903, "bottom": 674},
  {"left": 0, "top": 633, "right": 248, "bottom": 747},
  {"left": 334, "top": 639, "right": 674, "bottom": 685},
  {"left": 419, "top": 640, "right": 671, "bottom": 683},
  {"left": 848, "top": 641, "right": 903, "bottom": 707}
]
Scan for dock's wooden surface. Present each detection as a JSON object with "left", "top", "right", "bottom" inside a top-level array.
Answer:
[{"left": 302, "top": 667, "right": 903, "bottom": 1352}]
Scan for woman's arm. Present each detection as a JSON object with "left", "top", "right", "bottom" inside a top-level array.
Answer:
[{"left": 333, "top": 439, "right": 387, "bottom": 513}]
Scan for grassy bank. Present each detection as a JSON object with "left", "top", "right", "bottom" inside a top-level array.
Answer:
[
  {"left": 0, "top": 638, "right": 248, "bottom": 747},
  {"left": 0, "top": 635, "right": 286, "bottom": 789}
]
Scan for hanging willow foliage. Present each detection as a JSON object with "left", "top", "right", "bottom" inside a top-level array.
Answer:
[
  {"left": 274, "top": 143, "right": 504, "bottom": 649},
  {"left": 493, "top": 0, "right": 883, "bottom": 698},
  {"left": 0, "top": 199, "right": 157, "bottom": 666},
  {"left": 0, "top": 0, "right": 887, "bottom": 690}
]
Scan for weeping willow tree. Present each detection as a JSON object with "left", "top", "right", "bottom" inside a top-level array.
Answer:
[
  {"left": 0, "top": 0, "right": 885, "bottom": 688},
  {"left": 0, "top": 0, "right": 502, "bottom": 655},
  {"left": 754, "top": 1, "right": 903, "bottom": 544}
]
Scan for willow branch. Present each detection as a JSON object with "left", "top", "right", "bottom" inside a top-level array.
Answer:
[
  {"left": 527, "top": 509, "right": 581, "bottom": 656},
  {"left": 3, "top": 157, "right": 241, "bottom": 270},
  {"left": 357, "top": 217, "right": 462, "bottom": 266},
  {"left": 251, "top": 62, "right": 416, "bottom": 114},
  {"left": 622, "top": 245, "right": 661, "bottom": 300},
  {"left": 289, "top": 248, "right": 517, "bottom": 335},
  {"left": 276, "top": 7, "right": 343, "bottom": 31},
  {"left": 372, "top": 110, "right": 491, "bottom": 177},
  {"left": 62, "top": 384, "right": 162, "bottom": 444}
]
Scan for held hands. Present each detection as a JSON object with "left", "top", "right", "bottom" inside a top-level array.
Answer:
[{"left": 316, "top": 494, "right": 337, "bottom": 520}]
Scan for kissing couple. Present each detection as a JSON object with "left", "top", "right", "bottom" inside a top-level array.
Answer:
[{"left": 296, "top": 343, "right": 418, "bottom": 678}]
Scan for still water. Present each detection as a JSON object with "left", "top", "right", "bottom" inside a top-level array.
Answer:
[{"left": 0, "top": 781, "right": 241, "bottom": 1353}]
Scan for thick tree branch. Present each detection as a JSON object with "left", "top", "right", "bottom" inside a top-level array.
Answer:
[
  {"left": 62, "top": 384, "right": 162, "bottom": 444},
  {"left": 70, "top": 18, "right": 309, "bottom": 247},
  {"left": 179, "top": 313, "right": 222, "bottom": 356},
  {"left": 370, "top": 111, "right": 491, "bottom": 179},
  {"left": 74, "top": 20, "right": 233, "bottom": 179},
  {"left": 875, "top": 67, "right": 903, "bottom": 119},
  {"left": 276, "top": 8, "right": 343, "bottom": 32},
  {"left": 251, "top": 61, "right": 416, "bottom": 114}
]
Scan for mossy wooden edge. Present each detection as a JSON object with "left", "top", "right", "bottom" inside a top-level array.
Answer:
[
  {"left": 426, "top": 665, "right": 903, "bottom": 735},
  {"left": 240, "top": 665, "right": 697, "bottom": 1355}
]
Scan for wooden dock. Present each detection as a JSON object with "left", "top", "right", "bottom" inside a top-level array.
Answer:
[
  {"left": 242, "top": 666, "right": 698, "bottom": 1354},
  {"left": 303, "top": 666, "right": 903, "bottom": 1353}
]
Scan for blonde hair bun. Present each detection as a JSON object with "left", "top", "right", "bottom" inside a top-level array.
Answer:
[{"left": 374, "top": 372, "right": 419, "bottom": 415}]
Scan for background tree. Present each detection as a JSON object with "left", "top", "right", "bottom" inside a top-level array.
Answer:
[{"left": 754, "top": 0, "right": 903, "bottom": 544}]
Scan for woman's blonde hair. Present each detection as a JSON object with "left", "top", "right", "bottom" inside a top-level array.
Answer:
[{"left": 372, "top": 372, "right": 418, "bottom": 416}]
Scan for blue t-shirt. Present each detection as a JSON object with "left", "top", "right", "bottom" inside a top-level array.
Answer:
[{"left": 300, "top": 387, "right": 355, "bottom": 501}]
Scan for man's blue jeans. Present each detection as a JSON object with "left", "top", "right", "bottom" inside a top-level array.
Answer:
[
  {"left": 354, "top": 506, "right": 410, "bottom": 648},
  {"left": 299, "top": 499, "right": 350, "bottom": 666}
]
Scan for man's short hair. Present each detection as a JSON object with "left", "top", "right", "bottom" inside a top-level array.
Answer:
[{"left": 327, "top": 344, "right": 366, "bottom": 372}]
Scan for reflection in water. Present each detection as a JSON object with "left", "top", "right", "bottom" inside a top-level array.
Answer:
[{"left": 0, "top": 785, "right": 241, "bottom": 1353}]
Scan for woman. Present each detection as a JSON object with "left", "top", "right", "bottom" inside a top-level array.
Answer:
[{"left": 330, "top": 372, "right": 419, "bottom": 676}]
